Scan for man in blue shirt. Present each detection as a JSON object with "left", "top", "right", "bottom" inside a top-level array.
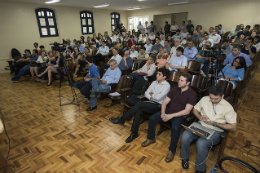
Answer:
[
  {"left": 137, "top": 21, "right": 143, "bottom": 32},
  {"left": 118, "top": 50, "right": 133, "bottom": 71},
  {"left": 166, "top": 47, "right": 187, "bottom": 73},
  {"left": 186, "top": 20, "right": 194, "bottom": 33},
  {"left": 74, "top": 56, "right": 100, "bottom": 101},
  {"left": 87, "top": 59, "right": 122, "bottom": 111},
  {"left": 94, "top": 40, "right": 109, "bottom": 64},
  {"left": 11, "top": 49, "right": 39, "bottom": 82},
  {"left": 223, "top": 46, "right": 252, "bottom": 67},
  {"left": 77, "top": 41, "right": 84, "bottom": 54},
  {"left": 183, "top": 39, "right": 198, "bottom": 61}
]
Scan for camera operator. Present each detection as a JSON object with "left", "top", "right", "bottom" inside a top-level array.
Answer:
[
  {"left": 199, "top": 32, "right": 214, "bottom": 48},
  {"left": 195, "top": 41, "right": 212, "bottom": 69},
  {"left": 221, "top": 39, "right": 233, "bottom": 57}
]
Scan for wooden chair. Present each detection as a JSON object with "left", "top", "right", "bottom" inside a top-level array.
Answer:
[
  {"left": 169, "top": 71, "right": 182, "bottom": 82},
  {"left": 223, "top": 31, "right": 230, "bottom": 39},
  {"left": 104, "top": 75, "right": 133, "bottom": 107},
  {"left": 186, "top": 61, "right": 201, "bottom": 74},
  {"left": 132, "top": 62, "right": 139, "bottom": 71},
  {"left": 230, "top": 42, "right": 241, "bottom": 47}
]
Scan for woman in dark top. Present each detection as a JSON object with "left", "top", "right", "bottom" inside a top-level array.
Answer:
[{"left": 106, "top": 38, "right": 114, "bottom": 50}]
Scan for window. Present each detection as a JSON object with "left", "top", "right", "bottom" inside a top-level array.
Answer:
[
  {"left": 35, "top": 8, "right": 59, "bottom": 37},
  {"left": 128, "top": 16, "right": 149, "bottom": 31},
  {"left": 80, "top": 11, "right": 94, "bottom": 35},
  {"left": 111, "top": 12, "right": 120, "bottom": 31}
]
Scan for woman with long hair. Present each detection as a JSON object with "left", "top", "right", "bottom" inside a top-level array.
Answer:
[
  {"left": 219, "top": 56, "right": 247, "bottom": 89},
  {"left": 30, "top": 51, "right": 47, "bottom": 81}
]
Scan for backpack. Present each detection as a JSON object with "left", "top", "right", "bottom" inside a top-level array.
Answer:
[
  {"left": 125, "top": 78, "right": 149, "bottom": 106},
  {"left": 11, "top": 48, "right": 21, "bottom": 61}
]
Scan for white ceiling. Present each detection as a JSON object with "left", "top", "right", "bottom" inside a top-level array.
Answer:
[{"left": 0, "top": 0, "right": 220, "bottom": 10}]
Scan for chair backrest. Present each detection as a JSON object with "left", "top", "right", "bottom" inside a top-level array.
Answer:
[
  {"left": 116, "top": 75, "right": 133, "bottom": 93},
  {"left": 187, "top": 61, "right": 201, "bottom": 72},
  {"left": 190, "top": 75, "right": 208, "bottom": 90},
  {"left": 230, "top": 42, "right": 241, "bottom": 47},
  {"left": 132, "top": 62, "right": 139, "bottom": 71},
  {"left": 92, "top": 49, "right": 98, "bottom": 56},
  {"left": 167, "top": 81, "right": 178, "bottom": 89},
  {"left": 223, "top": 31, "right": 230, "bottom": 38},
  {"left": 168, "top": 71, "right": 182, "bottom": 82},
  {"left": 139, "top": 60, "right": 146, "bottom": 69},
  {"left": 216, "top": 80, "right": 233, "bottom": 98},
  {"left": 233, "top": 101, "right": 241, "bottom": 113}
]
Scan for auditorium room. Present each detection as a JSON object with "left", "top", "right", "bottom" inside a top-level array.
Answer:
[{"left": 0, "top": 0, "right": 260, "bottom": 172}]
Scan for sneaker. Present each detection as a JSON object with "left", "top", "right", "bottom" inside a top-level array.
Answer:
[
  {"left": 182, "top": 159, "right": 189, "bottom": 170},
  {"left": 11, "top": 79, "right": 18, "bottom": 83}
]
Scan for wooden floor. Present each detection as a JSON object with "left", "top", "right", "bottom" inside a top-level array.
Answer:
[{"left": 0, "top": 68, "right": 259, "bottom": 173}]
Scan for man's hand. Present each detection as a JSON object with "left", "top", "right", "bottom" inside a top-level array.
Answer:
[
  {"left": 100, "top": 79, "right": 107, "bottom": 84},
  {"left": 149, "top": 92, "right": 153, "bottom": 96},
  {"left": 162, "top": 114, "right": 171, "bottom": 122},
  {"left": 225, "top": 76, "right": 230, "bottom": 80},
  {"left": 84, "top": 77, "right": 91, "bottom": 82},
  {"left": 200, "top": 115, "right": 214, "bottom": 125}
]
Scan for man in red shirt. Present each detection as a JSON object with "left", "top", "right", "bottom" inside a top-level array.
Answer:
[{"left": 127, "top": 35, "right": 136, "bottom": 49}]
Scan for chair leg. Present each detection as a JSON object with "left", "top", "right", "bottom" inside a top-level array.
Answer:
[
  {"left": 157, "top": 124, "right": 169, "bottom": 136},
  {"left": 109, "top": 99, "right": 121, "bottom": 107}
]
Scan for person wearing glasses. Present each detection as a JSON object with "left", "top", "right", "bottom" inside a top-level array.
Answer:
[
  {"left": 219, "top": 56, "right": 247, "bottom": 89},
  {"left": 199, "top": 32, "right": 214, "bottom": 48}
]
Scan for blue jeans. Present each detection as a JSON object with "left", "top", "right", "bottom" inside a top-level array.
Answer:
[
  {"left": 12, "top": 64, "right": 31, "bottom": 81},
  {"left": 147, "top": 110, "right": 185, "bottom": 153},
  {"left": 90, "top": 78, "right": 111, "bottom": 107},
  {"left": 180, "top": 126, "right": 222, "bottom": 172}
]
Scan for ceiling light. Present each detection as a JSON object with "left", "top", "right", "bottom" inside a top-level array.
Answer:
[
  {"left": 93, "top": 3, "right": 110, "bottom": 8},
  {"left": 168, "top": 1, "right": 189, "bottom": 5},
  {"left": 44, "top": 0, "right": 60, "bottom": 4},
  {"left": 136, "top": 0, "right": 147, "bottom": 1},
  {"left": 127, "top": 6, "right": 142, "bottom": 10}
]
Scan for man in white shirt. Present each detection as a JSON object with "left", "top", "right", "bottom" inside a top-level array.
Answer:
[
  {"left": 109, "top": 68, "right": 171, "bottom": 143},
  {"left": 160, "top": 34, "right": 165, "bottom": 47},
  {"left": 181, "top": 28, "right": 189, "bottom": 39},
  {"left": 170, "top": 22, "right": 179, "bottom": 36},
  {"left": 130, "top": 45, "right": 139, "bottom": 59},
  {"left": 101, "top": 48, "right": 122, "bottom": 69},
  {"left": 209, "top": 29, "right": 221, "bottom": 44},
  {"left": 148, "top": 31, "right": 156, "bottom": 41},
  {"left": 170, "top": 39, "right": 184, "bottom": 56},
  {"left": 110, "top": 32, "right": 117, "bottom": 43},
  {"left": 166, "top": 47, "right": 187, "bottom": 73},
  {"left": 199, "top": 32, "right": 214, "bottom": 47},
  {"left": 144, "top": 39, "right": 153, "bottom": 54}
]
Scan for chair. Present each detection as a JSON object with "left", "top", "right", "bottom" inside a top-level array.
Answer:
[
  {"left": 230, "top": 42, "right": 241, "bottom": 47},
  {"left": 105, "top": 75, "right": 133, "bottom": 107},
  {"left": 168, "top": 71, "right": 182, "bottom": 82},
  {"left": 216, "top": 80, "right": 233, "bottom": 99},
  {"left": 186, "top": 61, "right": 201, "bottom": 74},
  {"left": 223, "top": 31, "right": 230, "bottom": 39},
  {"left": 132, "top": 62, "right": 139, "bottom": 71}
]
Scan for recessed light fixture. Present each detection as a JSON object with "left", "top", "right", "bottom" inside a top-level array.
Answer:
[
  {"left": 44, "top": 0, "right": 60, "bottom": 4},
  {"left": 127, "top": 6, "right": 142, "bottom": 10},
  {"left": 136, "top": 0, "right": 147, "bottom": 1},
  {"left": 93, "top": 3, "right": 110, "bottom": 8},
  {"left": 168, "top": 1, "right": 189, "bottom": 5}
]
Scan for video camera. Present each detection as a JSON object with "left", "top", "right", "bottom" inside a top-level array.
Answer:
[{"left": 50, "top": 42, "right": 66, "bottom": 52}]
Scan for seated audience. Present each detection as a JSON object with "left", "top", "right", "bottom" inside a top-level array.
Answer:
[
  {"left": 160, "top": 34, "right": 165, "bottom": 47},
  {"left": 241, "top": 37, "right": 256, "bottom": 59},
  {"left": 118, "top": 50, "right": 133, "bottom": 71},
  {"left": 33, "top": 42, "right": 40, "bottom": 51},
  {"left": 219, "top": 56, "right": 246, "bottom": 89},
  {"left": 124, "top": 33, "right": 130, "bottom": 42},
  {"left": 39, "top": 45, "right": 47, "bottom": 55},
  {"left": 150, "top": 38, "right": 163, "bottom": 54},
  {"left": 164, "top": 40, "right": 171, "bottom": 54},
  {"left": 183, "top": 39, "right": 198, "bottom": 61},
  {"left": 66, "top": 39, "right": 74, "bottom": 48},
  {"left": 198, "top": 29, "right": 205, "bottom": 42},
  {"left": 253, "top": 36, "right": 260, "bottom": 52},
  {"left": 144, "top": 39, "right": 153, "bottom": 54},
  {"left": 209, "top": 27, "right": 214, "bottom": 34},
  {"left": 157, "top": 48, "right": 166, "bottom": 58},
  {"left": 37, "top": 51, "right": 60, "bottom": 86},
  {"left": 109, "top": 68, "right": 171, "bottom": 143},
  {"left": 106, "top": 38, "right": 114, "bottom": 50},
  {"left": 139, "top": 33, "right": 147, "bottom": 43},
  {"left": 166, "top": 47, "right": 187, "bottom": 73},
  {"left": 186, "top": 20, "right": 194, "bottom": 33},
  {"left": 180, "top": 85, "right": 237, "bottom": 173},
  {"left": 218, "top": 24, "right": 226, "bottom": 34},
  {"left": 118, "top": 33, "right": 124, "bottom": 42},
  {"left": 129, "top": 55, "right": 156, "bottom": 84},
  {"left": 170, "top": 39, "right": 184, "bottom": 57},
  {"left": 195, "top": 41, "right": 212, "bottom": 68},
  {"left": 135, "top": 47, "right": 149, "bottom": 64},
  {"left": 133, "top": 33, "right": 138, "bottom": 43},
  {"left": 86, "top": 59, "right": 121, "bottom": 111},
  {"left": 102, "top": 48, "right": 122, "bottom": 70},
  {"left": 111, "top": 32, "right": 118, "bottom": 43},
  {"left": 215, "top": 26, "right": 221, "bottom": 35},
  {"left": 156, "top": 28, "right": 164, "bottom": 38},
  {"left": 180, "top": 21, "right": 186, "bottom": 33},
  {"left": 156, "top": 54, "right": 170, "bottom": 68},
  {"left": 30, "top": 52, "right": 47, "bottom": 81},
  {"left": 93, "top": 41, "right": 109, "bottom": 64},
  {"left": 209, "top": 29, "right": 221, "bottom": 44},
  {"left": 227, "top": 25, "right": 242, "bottom": 39},
  {"left": 221, "top": 39, "right": 233, "bottom": 57},
  {"left": 189, "top": 26, "right": 195, "bottom": 35},
  {"left": 181, "top": 28, "right": 189, "bottom": 39},
  {"left": 148, "top": 31, "right": 156, "bottom": 41},
  {"left": 103, "top": 31, "right": 109, "bottom": 41},
  {"left": 11, "top": 49, "right": 39, "bottom": 82},
  {"left": 191, "top": 31, "right": 200, "bottom": 43},
  {"left": 114, "top": 38, "right": 123, "bottom": 52},
  {"left": 129, "top": 45, "right": 139, "bottom": 59},
  {"left": 223, "top": 46, "right": 252, "bottom": 67},
  {"left": 172, "top": 29, "right": 183, "bottom": 41},
  {"left": 76, "top": 41, "right": 84, "bottom": 53},
  {"left": 181, "top": 34, "right": 191, "bottom": 47},
  {"left": 142, "top": 73, "right": 196, "bottom": 163},
  {"left": 199, "top": 32, "right": 214, "bottom": 47},
  {"left": 127, "top": 36, "right": 136, "bottom": 49},
  {"left": 167, "top": 35, "right": 174, "bottom": 47},
  {"left": 74, "top": 56, "right": 100, "bottom": 101},
  {"left": 233, "top": 33, "right": 246, "bottom": 44},
  {"left": 13, "top": 49, "right": 32, "bottom": 75},
  {"left": 233, "top": 25, "right": 251, "bottom": 40}
]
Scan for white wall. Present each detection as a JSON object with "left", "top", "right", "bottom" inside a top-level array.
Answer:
[
  {"left": 126, "top": 0, "right": 260, "bottom": 32},
  {"left": 0, "top": 1, "right": 127, "bottom": 71}
]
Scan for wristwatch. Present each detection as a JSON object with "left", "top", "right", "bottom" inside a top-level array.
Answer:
[{"left": 213, "top": 122, "right": 217, "bottom": 127}]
